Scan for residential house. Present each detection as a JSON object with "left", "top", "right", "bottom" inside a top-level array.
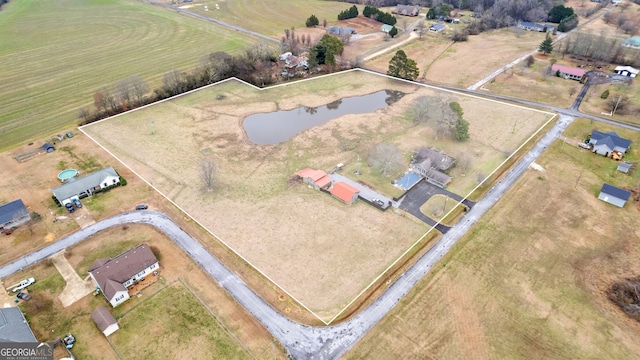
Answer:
[
  {"left": 331, "top": 182, "right": 360, "bottom": 205},
  {"left": 0, "top": 307, "right": 37, "bottom": 342},
  {"left": 622, "top": 36, "right": 640, "bottom": 49},
  {"left": 393, "top": 5, "right": 421, "bottom": 16},
  {"left": 89, "top": 244, "right": 159, "bottom": 307},
  {"left": 91, "top": 307, "right": 119, "bottom": 336},
  {"left": 52, "top": 166, "right": 120, "bottom": 206},
  {"left": 598, "top": 183, "right": 631, "bottom": 208},
  {"left": 429, "top": 24, "right": 445, "bottom": 32},
  {"left": 588, "top": 130, "right": 631, "bottom": 157},
  {"left": 381, "top": 24, "right": 393, "bottom": 33},
  {"left": 613, "top": 65, "right": 638, "bottom": 78},
  {"left": 517, "top": 21, "right": 549, "bottom": 32},
  {"left": 0, "top": 199, "right": 30, "bottom": 231},
  {"left": 411, "top": 147, "right": 455, "bottom": 188},
  {"left": 326, "top": 26, "right": 355, "bottom": 36},
  {"left": 552, "top": 64, "right": 586, "bottom": 81},
  {"left": 296, "top": 168, "right": 332, "bottom": 190}
]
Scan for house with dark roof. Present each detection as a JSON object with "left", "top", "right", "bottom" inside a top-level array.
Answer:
[
  {"left": 0, "top": 307, "right": 37, "bottom": 342},
  {"left": 598, "top": 183, "right": 631, "bottom": 208},
  {"left": 52, "top": 166, "right": 120, "bottom": 206},
  {"left": 518, "top": 21, "right": 549, "bottom": 32},
  {"left": 91, "top": 307, "right": 119, "bottom": 336},
  {"left": 552, "top": 64, "right": 586, "bottom": 81},
  {"left": 89, "top": 244, "right": 159, "bottom": 307},
  {"left": 623, "top": 36, "right": 640, "bottom": 49},
  {"left": 296, "top": 168, "right": 332, "bottom": 190},
  {"left": 429, "top": 24, "right": 445, "bottom": 32},
  {"left": 331, "top": 182, "right": 360, "bottom": 204},
  {"left": 393, "top": 5, "right": 421, "bottom": 16},
  {"left": 613, "top": 65, "right": 638, "bottom": 78},
  {"left": 588, "top": 130, "right": 631, "bottom": 157},
  {"left": 326, "top": 26, "right": 355, "bottom": 36},
  {"left": 411, "top": 147, "right": 454, "bottom": 188},
  {"left": 0, "top": 199, "right": 30, "bottom": 231}
]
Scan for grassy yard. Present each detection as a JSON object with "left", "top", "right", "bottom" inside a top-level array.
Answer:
[
  {"left": 111, "top": 282, "right": 250, "bottom": 359},
  {"left": 580, "top": 81, "right": 640, "bottom": 127},
  {"left": 0, "top": 0, "right": 257, "bottom": 151},
  {"left": 346, "top": 119, "right": 640, "bottom": 359}
]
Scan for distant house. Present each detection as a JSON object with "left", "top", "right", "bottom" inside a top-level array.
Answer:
[
  {"left": 617, "top": 161, "right": 633, "bottom": 174},
  {"left": 551, "top": 64, "right": 586, "bottom": 81},
  {"left": 598, "top": 183, "right": 631, "bottom": 208},
  {"left": 393, "top": 5, "right": 421, "bottom": 16},
  {"left": 0, "top": 307, "right": 37, "bottom": 342},
  {"left": 42, "top": 143, "right": 55, "bottom": 153},
  {"left": 331, "top": 182, "right": 360, "bottom": 205},
  {"left": 52, "top": 166, "right": 120, "bottom": 206},
  {"left": 517, "top": 21, "right": 549, "bottom": 32},
  {"left": 0, "top": 199, "right": 30, "bottom": 231},
  {"left": 91, "top": 307, "right": 119, "bottom": 337},
  {"left": 429, "top": 24, "right": 445, "bottom": 32},
  {"left": 326, "top": 26, "right": 355, "bottom": 36},
  {"left": 381, "top": 24, "right": 393, "bottom": 33},
  {"left": 89, "top": 244, "right": 159, "bottom": 307},
  {"left": 296, "top": 168, "right": 332, "bottom": 190},
  {"left": 622, "top": 36, "right": 640, "bottom": 49},
  {"left": 613, "top": 65, "right": 638, "bottom": 78},
  {"left": 411, "top": 147, "right": 454, "bottom": 188},
  {"left": 588, "top": 130, "right": 631, "bottom": 157}
]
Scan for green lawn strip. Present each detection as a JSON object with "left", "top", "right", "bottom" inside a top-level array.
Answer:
[
  {"left": 0, "top": 0, "right": 256, "bottom": 151},
  {"left": 110, "top": 282, "right": 250, "bottom": 360}
]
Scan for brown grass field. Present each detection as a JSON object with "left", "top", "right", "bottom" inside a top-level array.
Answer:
[
  {"left": 346, "top": 118, "right": 640, "bottom": 359},
  {"left": 580, "top": 81, "right": 640, "bottom": 126},
  {"left": 82, "top": 70, "right": 551, "bottom": 321}
]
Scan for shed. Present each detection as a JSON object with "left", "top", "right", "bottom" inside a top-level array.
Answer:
[
  {"left": 331, "top": 182, "right": 360, "bottom": 204},
  {"left": 429, "top": 24, "right": 445, "bottom": 32},
  {"left": 91, "top": 307, "right": 119, "bottom": 336},
  {"left": 381, "top": 24, "right": 393, "bottom": 33},
  {"left": 0, "top": 199, "right": 31, "bottom": 230},
  {"left": 598, "top": 183, "right": 631, "bottom": 208},
  {"left": 43, "top": 143, "right": 55, "bottom": 153},
  {"left": 617, "top": 162, "right": 633, "bottom": 173},
  {"left": 622, "top": 36, "right": 640, "bottom": 49}
]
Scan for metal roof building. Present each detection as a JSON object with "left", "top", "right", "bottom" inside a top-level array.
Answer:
[{"left": 598, "top": 183, "right": 632, "bottom": 208}]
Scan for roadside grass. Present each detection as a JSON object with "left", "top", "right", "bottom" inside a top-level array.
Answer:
[
  {"left": 580, "top": 81, "right": 640, "bottom": 126},
  {"left": 110, "top": 282, "right": 250, "bottom": 359},
  {"left": 420, "top": 194, "right": 467, "bottom": 226},
  {"left": 0, "top": 0, "right": 257, "bottom": 151},
  {"left": 346, "top": 121, "right": 640, "bottom": 359}
]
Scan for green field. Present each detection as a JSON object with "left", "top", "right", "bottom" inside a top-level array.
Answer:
[{"left": 0, "top": 0, "right": 258, "bottom": 151}]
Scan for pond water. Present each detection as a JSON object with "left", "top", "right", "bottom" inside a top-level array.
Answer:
[{"left": 242, "top": 90, "right": 405, "bottom": 145}]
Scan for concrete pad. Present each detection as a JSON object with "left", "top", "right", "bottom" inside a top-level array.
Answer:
[{"left": 50, "top": 251, "right": 95, "bottom": 308}]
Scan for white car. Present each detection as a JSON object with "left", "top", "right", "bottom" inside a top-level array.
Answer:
[{"left": 12, "top": 278, "right": 35, "bottom": 293}]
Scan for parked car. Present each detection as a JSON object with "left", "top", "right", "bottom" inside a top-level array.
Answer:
[
  {"left": 73, "top": 199, "right": 82, "bottom": 208},
  {"left": 135, "top": 204, "right": 148, "bottom": 210},
  {"left": 12, "top": 278, "right": 35, "bottom": 292},
  {"left": 65, "top": 132, "right": 73, "bottom": 138},
  {"left": 65, "top": 203, "right": 74, "bottom": 213},
  {"left": 578, "top": 143, "right": 591, "bottom": 149},
  {"left": 16, "top": 292, "right": 31, "bottom": 301}
]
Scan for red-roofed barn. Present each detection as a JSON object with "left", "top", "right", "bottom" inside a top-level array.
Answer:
[{"left": 331, "top": 182, "right": 360, "bottom": 205}]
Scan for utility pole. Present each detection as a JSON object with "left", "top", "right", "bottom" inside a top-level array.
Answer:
[{"left": 612, "top": 95, "right": 622, "bottom": 117}]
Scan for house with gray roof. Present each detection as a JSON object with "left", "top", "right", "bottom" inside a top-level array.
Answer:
[
  {"left": 411, "top": 147, "right": 455, "bottom": 188},
  {"left": 598, "top": 183, "right": 631, "bottom": 208},
  {"left": 588, "top": 130, "right": 631, "bottom": 157},
  {"left": 429, "top": 23, "right": 446, "bottom": 32},
  {"left": 326, "top": 26, "right": 355, "bottom": 36},
  {"left": 393, "top": 5, "right": 421, "bottom": 16},
  {"left": 0, "top": 199, "right": 30, "bottom": 231},
  {"left": 0, "top": 307, "right": 37, "bottom": 342},
  {"left": 89, "top": 244, "right": 159, "bottom": 307},
  {"left": 518, "top": 21, "right": 550, "bottom": 32},
  {"left": 52, "top": 166, "right": 120, "bottom": 206},
  {"left": 91, "top": 307, "right": 119, "bottom": 336}
]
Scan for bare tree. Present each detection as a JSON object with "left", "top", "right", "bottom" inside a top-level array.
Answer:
[
  {"left": 456, "top": 152, "right": 472, "bottom": 175},
  {"left": 129, "top": 75, "right": 150, "bottom": 105},
  {"left": 199, "top": 157, "right": 219, "bottom": 192},
  {"left": 368, "top": 142, "right": 405, "bottom": 177},
  {"left": 406, "top": 96, "right": 430, "bottom": 123},
  {"left": 163, "top": 69, "right": 186, "bottom": 96},
  {"left": 78, "top": 106, "right": 92, "bottom": 123},
  {"left": 415, "top": 21, "right": 427, "bottom": 39}
]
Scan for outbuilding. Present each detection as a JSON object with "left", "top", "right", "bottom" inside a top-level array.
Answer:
[
  {"left": 42, "top": 143, "right": 55, "bottom": 153},
  {"left": 0, "top": 199, "right": 31, "bottom": 231},
  {"left": 429, "top": 24, "right": 445, "bottom": 32},
  {"left": 91, "top": 307, "right": 119, "bottom": 336},
  {"left": 331, "top": 182, "right": 360, "bottom": 205},
  {"left": 598, "top": 183, "right": 631, "bottom": 208},
  {"left": 613, "top": 65, "right": 638, "bottom": 78},
  {"left": 381, "top": 24, "right": 393, "bottom": 33}
]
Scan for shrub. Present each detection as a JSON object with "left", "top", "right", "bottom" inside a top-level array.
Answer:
[
  {"left": 601, "top": 89, "right": 610, "bottom": 99},
  {"left": 119, "top": 176, "right": 127, "bottom": 186}
]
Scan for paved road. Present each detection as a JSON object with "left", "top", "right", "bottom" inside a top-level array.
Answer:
[{"left": 0, "top": 114, "right": 575, "bottom": 359}]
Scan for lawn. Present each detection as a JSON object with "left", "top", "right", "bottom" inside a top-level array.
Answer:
[
  {"left": 0, "top": 0, "right": 257, "bottom": 151},
  {"left": 346, "top": 119, "right": 640, "bottom": 359},
  {"left": 82, "top": 70, "right": 551, "bottom": 322},
  {"left": 111, "top": 282, "right": 250, "bottom": 359},
  {"left": 580, "top": 81, "right": 640, "bottom": 126}
]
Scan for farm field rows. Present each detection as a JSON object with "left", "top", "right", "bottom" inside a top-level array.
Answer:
[
  {"left": 0, "top": 0, "right": 257, "bottom": 151},
  {"left": 346, "top": 119, "right": 640, "bottom": 359},
  {"left": 83, "top": 70, "right": 551, "bottom": 322}
]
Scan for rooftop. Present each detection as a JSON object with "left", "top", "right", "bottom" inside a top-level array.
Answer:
[
  {"left": 91, "top": 306, "right": 118, "bottom": 333},
  {"left": 552, "top": 64, "right": 586, "bottom": 77},
  {"left": 0, "top": 199, "right": 28, "bottom": 226},
  {"left": 0, "top": 308, "right": 37, "bottom": 342},
  {"left": 52, "top": 166, "right": 118, "bottom": 201},
  {"left": 331, "top": 182, "right": 360, "bottom": 204},
  {"left": 600, "top": 183, "right": 631, "bottom": 201}
]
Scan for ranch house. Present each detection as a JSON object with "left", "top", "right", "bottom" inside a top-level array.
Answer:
[
  {"left": 0, "top": 199, "right": 31, "bottom": 231},
  {"left": 552, "top": 64, "right": 585, "bottom": 81},
  {"left": 613, "top": 66, "right": 638, "bottom": 78},
  {"left": 517, "top": 21, "right": 549, "bottom": 32},
  {"left": 410, "top": 147, "right": 454, "bottom": 188},
  {"left": 393, "top": 5, "right": 420, "bottom": 16},
  {"left": 52, "top": 166, "right": 120, "bottom": 206},
  {"left": 89, "top": 244, "right": 159, "bottom": 307},
  {"left": 588, "top": 130, "right": 630, "bottom": 157}
]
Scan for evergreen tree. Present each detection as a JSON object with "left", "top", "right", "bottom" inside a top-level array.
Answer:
[
  {"left": 387, "top": 50, "right": 419, "bottom": 80},
  {"left": 389, "top": 26, "right": 398, "bottom": 38},
  {"left": 538, "top": 34, "right": 553, "bottom": 55},
  {"left": 313, "top": 34, "right": 344, "bottom": 65},
  {"left": 306, "top": 15, "right": 319, "bottom": 27}
]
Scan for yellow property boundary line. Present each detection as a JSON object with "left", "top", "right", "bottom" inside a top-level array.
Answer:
[{"left": 80, "top": 69, "right": 557, "bottom": 325}]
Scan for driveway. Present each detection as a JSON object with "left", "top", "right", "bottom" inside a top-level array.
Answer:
[{"left": 51, "top": 251, "right": 95, "bottom": 308}]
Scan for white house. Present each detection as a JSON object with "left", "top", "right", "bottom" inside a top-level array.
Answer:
[
  {"left": 614, "top": 65, "right": 638, "bottom": 78},
  {"left": 89, "top": 244, "right": 159, "bottom": 307},
  {"left": 52, "top": 166, "right": 120, "bottom": 205},
  {"left": 91, "top": 307, "right": 119, "bottom": 336}
]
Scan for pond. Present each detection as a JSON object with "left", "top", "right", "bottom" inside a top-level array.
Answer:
[{"left": 242, "top": 90, "right": 405, "bottom": 145}]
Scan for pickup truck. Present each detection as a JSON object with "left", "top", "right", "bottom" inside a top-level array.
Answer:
[{"left": 12, "top": 278, "right": 35, "bottom": 293}]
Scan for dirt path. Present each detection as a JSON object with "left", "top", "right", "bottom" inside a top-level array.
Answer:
[
  {"left": 363, "top": 31, "right": 418, "bottom": 61},
  {"left": 51, "top": 251, "right": 95, "bottom": 308}
]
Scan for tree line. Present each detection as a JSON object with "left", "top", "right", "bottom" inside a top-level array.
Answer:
[
  {"left": 363, "top": 5, "right": 397, "bottom": 26},
  {"left": 557, "top": 32, "right": 640, "bottom": 68},
  {"left": 338, "top": 5, "right": 358, "bottom": 20}
]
